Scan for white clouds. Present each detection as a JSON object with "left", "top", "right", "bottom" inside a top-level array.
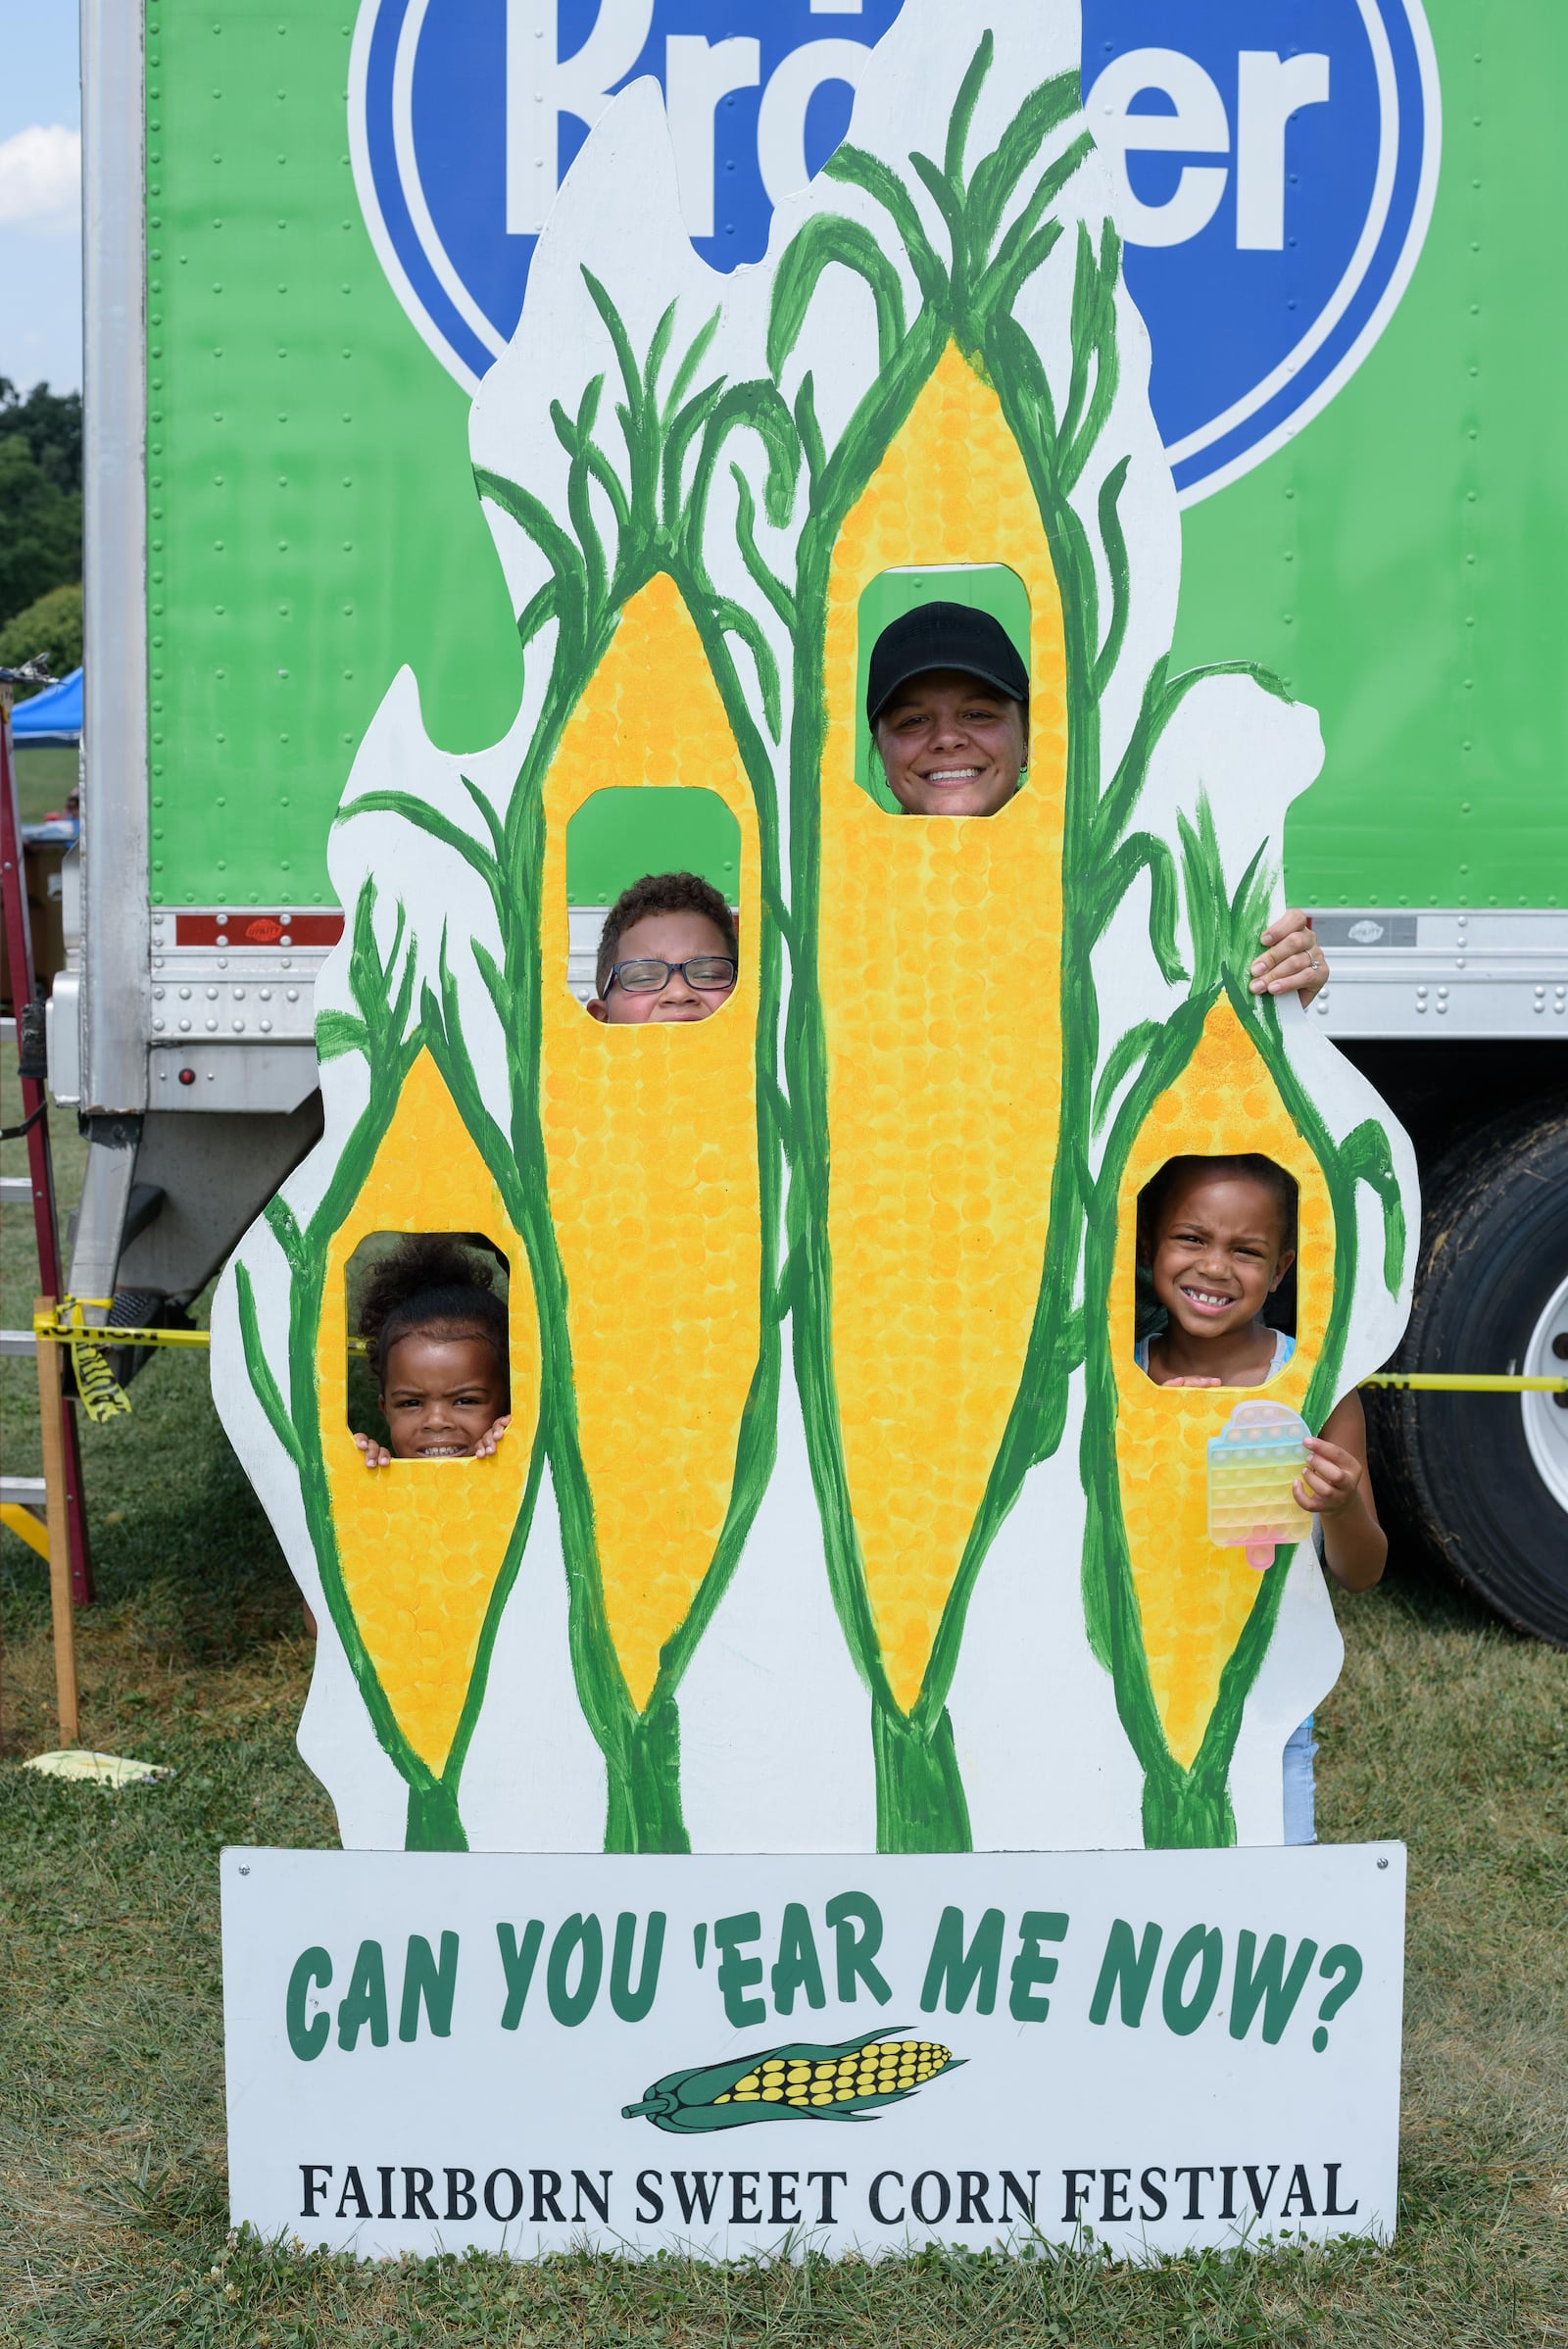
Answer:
[{"left": 0, "top": 125, "right": 80, "bottom": 233}]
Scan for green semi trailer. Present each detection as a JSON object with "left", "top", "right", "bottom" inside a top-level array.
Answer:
[{"left": 53, "top": 1, "right": 1566, "bottom": 1633}]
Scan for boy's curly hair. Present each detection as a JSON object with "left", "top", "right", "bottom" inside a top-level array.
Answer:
[
  {"left": 595, "top": 870, "right": 738, "bottom": 999},
  {"left": 357, "top": 1232, "right": 509, "bottom": 1391}
]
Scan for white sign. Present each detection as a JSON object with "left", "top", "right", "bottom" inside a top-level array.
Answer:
[{"left": 224, "top": 1844, "right": 1405, "bottom": 2258}]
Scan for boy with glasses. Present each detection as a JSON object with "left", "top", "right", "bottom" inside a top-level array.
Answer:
[{"left": 587, "top": 869, "right": 739, "bottom": 1025}]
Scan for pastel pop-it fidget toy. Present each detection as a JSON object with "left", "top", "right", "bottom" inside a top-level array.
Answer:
[{"left": 1207, "top": 1399, "right": 1314, "bottom": 1571}]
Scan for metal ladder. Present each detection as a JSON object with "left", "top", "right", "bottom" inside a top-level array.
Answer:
[{"left": 2, "top": 665, "right": 92, "bottom": 1743}]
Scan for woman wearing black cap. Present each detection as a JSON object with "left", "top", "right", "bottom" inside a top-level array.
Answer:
[{"left": 865, "top": 601, "right": 1329, "bottom": 1005}]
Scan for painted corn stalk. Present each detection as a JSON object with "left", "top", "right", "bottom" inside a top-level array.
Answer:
[
  {"left": 215, "top": 96, "right": 794, "bottom": 1854},
  {"left": 1081, "top": 798, "right": 1411, "bottom": 1845},
  {"left": 213, "top": 0, "right": 1416, "bottom": 1857},
  {"left": 221, "top": 894, "right": 548, "bottom": 1849},
  {"left": 747, "top": 1, "right": 1415, "bottom": 1847}
]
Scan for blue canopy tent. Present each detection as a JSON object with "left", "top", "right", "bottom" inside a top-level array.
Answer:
[{"left": 11, "top": 667, "right": 82, "bottom": 747}]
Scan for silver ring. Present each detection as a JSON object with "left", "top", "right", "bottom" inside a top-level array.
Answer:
[{"left": 1308, "top": 951, "right": 1322, "bottom": 972}]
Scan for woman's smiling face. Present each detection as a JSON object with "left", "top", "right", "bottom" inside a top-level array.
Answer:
[
  {"left": 872, "top": 667, "right": 1029, "bottom": 817},
  {"left": 1149, "top": 1170, "right": 1295, "bottom": 1343}
]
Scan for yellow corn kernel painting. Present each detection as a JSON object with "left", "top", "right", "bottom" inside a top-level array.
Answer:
[
  {"left": 818, "top": 345, "right": 1069, "bottom": 1713},
  {"left": 1108, "top": 1000, "right": 1335, "bottom": 1770},
  {"left": 538, "top": 574, "right": 762, "bottom": 1714},
  {"left": 317, "top": 1050, "right": 541, "bottom": 1780}
]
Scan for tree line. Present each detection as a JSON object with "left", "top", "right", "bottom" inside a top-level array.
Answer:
[{"left": 0, "top": 376, "right": 83, "bottom": 689}]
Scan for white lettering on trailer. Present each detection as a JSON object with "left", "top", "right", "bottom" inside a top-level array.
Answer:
[
  {"left": 506, "top": 0, "right": 656, "bottom": 237},
  {"left": 1087, "top": 45, "right": 1331, "bottom": 250},
  {"left": 505, "top": 17, "right": 1335, "bottom": 259},
  {"left": 508, "top": 4, "right": 872, "bottom": 242},
  {"left": 665, "top": 37, "right": 761, "bottom": 239},
  {"left": 1236, "top": 51, "right": 1332, "bottom": 250},
  {"left": 755, "top": 40, "right": 871, "bottom": 212}
]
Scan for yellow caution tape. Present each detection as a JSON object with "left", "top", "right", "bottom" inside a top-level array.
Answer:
[
  {"left": 36, "top": 1298, "right": 134, "bottom": 1424},
  {"left": 27, "top": 1303, "right": 1565, "bottom": 1395},
  {"left": 1360, "top": 1371, "right": 1568, "bottom": 1394}
]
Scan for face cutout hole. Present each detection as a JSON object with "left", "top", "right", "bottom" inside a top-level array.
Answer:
[
  {"left": 566, "top": 788, "right": 742, "bottom": 1025},
  {"left": 346, "top": 1232, "right": 512, "bottom": 1463},
  {"left": 858, "top": 564, "right": 1031, "bottom": 817},
  {"left": 1135, "top": 1154, "right": 1299, "bottom": 1387}
]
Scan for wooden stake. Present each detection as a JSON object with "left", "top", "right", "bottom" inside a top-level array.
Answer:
[{"left": 34, "top": 1296, "right": 79, "bottom": 1744}]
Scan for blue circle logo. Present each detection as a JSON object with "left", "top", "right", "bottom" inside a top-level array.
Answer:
[{"left": 350, "top": 0, "right": 1439, "bottom": 504}]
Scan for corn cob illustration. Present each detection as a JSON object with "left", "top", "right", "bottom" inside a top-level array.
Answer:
[
  {"left": 538, "top": 575, "right": 763, "bottom": 1717},
  {"left": 1100, "top": 997, "right": 1336, "bottom": 1781},
  {"left": 623, "top": 2029, "right": 959, "bottom": 2132},
  {"left": 772, "top": 45, "right": 1130, "bottom": 1846},
  {"left": 420, "top": 290, "right": 790, "bottom": 1850},
  {"left": 1207, "top": 1400, "right": 1313, "bottom": 1568},
  {"left": 316, "top": 1048, "right": 542, "bottom": 1789},
  {"left": 810, "top": 347, "right": 1068, "bottom": 1730},
  {"left": 235, "top": 884, "right": 549, "bottom": 1853}
]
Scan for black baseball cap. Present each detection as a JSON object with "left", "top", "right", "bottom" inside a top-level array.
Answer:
[{"left": 865, "top": 601, "right": 1030, "bottom": 725}]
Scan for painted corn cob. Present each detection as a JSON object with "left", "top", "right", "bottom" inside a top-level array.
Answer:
[
  {"left": 623, "top": 2029, "right": 959, "bottom": 2131},
  {"left": 1207, "top": 1399, "right": 1313, "bottom": 1568},
  {"left": 1096, "top": 997, "right": 1337, "bottom": 1831},
  {"left": 538, "top": 576, "right": 765, "bottom": 1724},
  {"left": 806, "top": 346, "right": 1069, "bottom": 1783},
  {"left": 315, "top": 1048, "right": 542, "bottom": 1837}
]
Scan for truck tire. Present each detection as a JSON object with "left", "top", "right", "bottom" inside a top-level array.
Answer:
[{"left": 1366, "top": 1106, "right": 1568, "bottom": 1642}]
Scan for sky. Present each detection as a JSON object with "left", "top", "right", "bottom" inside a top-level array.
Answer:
[{"left": 0, "top": 0, "right": 82, "bottom": 394}]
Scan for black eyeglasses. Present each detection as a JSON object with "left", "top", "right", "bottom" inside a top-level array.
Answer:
[{"left": 606, "top": 955, "right": 738, "bottom": 997}]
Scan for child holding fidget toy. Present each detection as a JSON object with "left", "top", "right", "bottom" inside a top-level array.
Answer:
[
  {"left": 1137, "top": 1153, "right": 1387, "bottom": 1841},
  {"left": 353, "top": 1233, "right": 512, "bottom": 1470}
]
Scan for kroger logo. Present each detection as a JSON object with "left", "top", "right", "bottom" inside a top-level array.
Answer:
[{"left": 349, "top": 1, "right": 1439, "bottom": 504}]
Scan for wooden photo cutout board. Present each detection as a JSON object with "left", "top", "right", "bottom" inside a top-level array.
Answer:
[{"left": 212, "top": 0, "right": 1417, "bottom": 1864}]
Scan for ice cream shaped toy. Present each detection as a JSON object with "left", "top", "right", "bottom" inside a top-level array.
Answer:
[{"left": 1207, "top": 1399, "right": 1314, "bottom": 1571}]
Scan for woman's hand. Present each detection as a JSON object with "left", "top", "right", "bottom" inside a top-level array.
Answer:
[
  {"left": 353, "top": 1431, "right": 393, "bottom": 1471},
  {"left": 473, "top": 1414, "right": 512, "bottom": 1459},
  {"left": 1293, "top": 1434, "right": 1364, "bottom": 1516},
  {"left": 1251, "top": 909, "right": 1329, "bottom": 1006}
]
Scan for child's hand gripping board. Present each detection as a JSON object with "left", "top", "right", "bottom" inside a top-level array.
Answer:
[{"left": 1207, "top": 1400, "right": 1314, "bottom": 1571}]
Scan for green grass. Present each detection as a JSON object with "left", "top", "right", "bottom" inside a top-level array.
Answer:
[
  {"left": 12, "top": 744, "right": 78, "bottom": 827},
  {"left": 3, "top": 1074, "right": 1567, "bottom": 2344}
]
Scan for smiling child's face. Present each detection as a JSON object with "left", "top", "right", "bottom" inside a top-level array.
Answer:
[
  {"left": 873, "top": 667, "right": 1029, "bottom": 817},
  {"left": 588, "top": 907, "right": 737, "bottom": 1025},
  {"left": 380, "top": 1330, "right": 509, "bottom": 1459},
  {"left": 1149, "top": 1170, "right": 1295, "bottom": 1344}
]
